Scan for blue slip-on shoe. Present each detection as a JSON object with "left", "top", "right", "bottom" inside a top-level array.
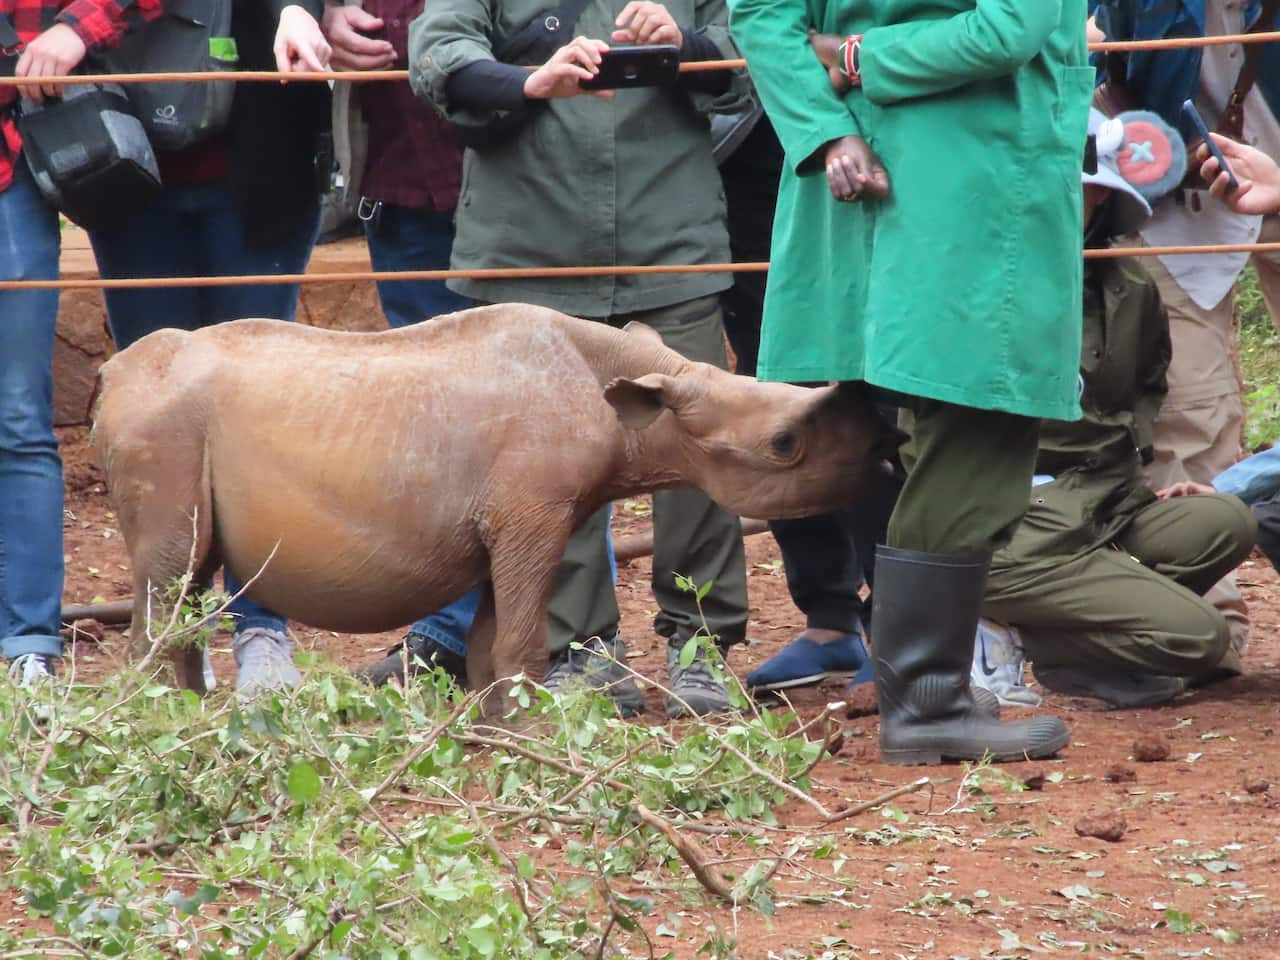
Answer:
[{"left": 747, "top": 631, "right": 875, "bottom": 692}]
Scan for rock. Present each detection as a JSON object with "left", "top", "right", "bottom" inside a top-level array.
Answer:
[
  {"left": 1132, "top": 735, "right": 1171, "bottom": 762},
  {"left": 68, "top": 619, "right": 106, "bottom": 644},
  {"left": 1244, "top": 778, "right": 1271, "bottom": 795},
  {"left": 1019, "top": 767, "right": 1046, "bottom": 791},
  {"left": 1074, "top": 812, "right": 1127, "bottom": 843},
  {"left": 1104, "top": 764, "right": 1137, "bottom": 783}
]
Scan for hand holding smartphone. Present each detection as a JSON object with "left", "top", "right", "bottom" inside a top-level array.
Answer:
[
  {"left": 578, "top": 44, "right": 679, "bottom": 90},
  {"left": 1182, "top": 99, "right": 1239, "bottom": 193}
]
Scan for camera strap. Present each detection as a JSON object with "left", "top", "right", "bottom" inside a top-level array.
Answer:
[{"left": 0, "top": 13, "right": 23, "bottom": 79}]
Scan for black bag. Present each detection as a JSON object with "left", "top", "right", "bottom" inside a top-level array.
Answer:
[
  {"left": 91, "top": 0, "right": 237, "bottom": 152},
  {"left": 450, "top": 0, "right": 593, "bottom": 150},
  {"left": 17, "top": 83, "right": 161, "bottom": 231}
]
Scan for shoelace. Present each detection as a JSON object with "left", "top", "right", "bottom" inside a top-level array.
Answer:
[{"left": 9, "top": 653, "right": 53, "bottom": 686}]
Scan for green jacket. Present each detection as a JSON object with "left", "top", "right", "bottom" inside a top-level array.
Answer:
[
  {"left": 409, "top": 0, "right": 745, "bottom": 316},
  {"left": 727, "top": 0, "right": 1092, "bottom": 419},
  {"left": 995, "top": 257, "right": 1171, "bottom": 572}
]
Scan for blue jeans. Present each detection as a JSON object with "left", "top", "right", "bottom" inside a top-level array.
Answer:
[
  {"left": 89, "top": 179, "right": 320, "bottom": 636},
  {"left": 366, "top": 203, "right": 476, "bottom": 657},
  {"left": 0, "top": 163, "right": 65, "bottom": 661}
]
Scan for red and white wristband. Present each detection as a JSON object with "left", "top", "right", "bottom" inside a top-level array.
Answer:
[{"left": 837, "top": 34, "right": 863, "bottom": 86}]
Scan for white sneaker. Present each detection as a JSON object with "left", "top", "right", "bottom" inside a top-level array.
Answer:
[
  {"left": 971, "top": 618, "right": 1041, "bottom": 707},
  {"left": 9, "top": 653, "right": 58, "bottom": 723}
]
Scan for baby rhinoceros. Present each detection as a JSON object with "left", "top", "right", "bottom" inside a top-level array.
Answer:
[{"left": 92, "top": 305, "right": 900, "bottom": 704}]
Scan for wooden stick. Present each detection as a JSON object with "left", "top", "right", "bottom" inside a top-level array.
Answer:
[
  {"left": 823, "top": 776, "right": 932, "bottom": 825},
  {"left": 2, "top": 32, "right": 1279, "bottom": 89},
  {"left": 634, "top": 804, "right": 735, "bottom": 902},
  {"left": 4, "top": 238, "right": 1276, "bottom": 293}
]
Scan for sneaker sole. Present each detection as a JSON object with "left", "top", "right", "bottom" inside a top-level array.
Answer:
[{"left": 748, "top": 670, "right": 861, "bottom": 692}]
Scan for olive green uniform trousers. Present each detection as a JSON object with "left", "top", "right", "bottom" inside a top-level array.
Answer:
[
  {"left": 890, "top": 397, "right": 1042, "bottom": 558},
  {"left": 984, "top": 492, "right": 1253, "bottom": 677},
  {"left": 547, "top": 295, "right": 750, "bottom": 654}
]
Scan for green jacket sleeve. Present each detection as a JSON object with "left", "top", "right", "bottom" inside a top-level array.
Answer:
[
  {"left": 728, "top": 0, "right": 859, "bottom": 175},
  {"left": 408, "top": 0, "right": 498, "bottom": 115},
  {"left": 859, "top": 0, "right": 1062, "bottom": 105}
]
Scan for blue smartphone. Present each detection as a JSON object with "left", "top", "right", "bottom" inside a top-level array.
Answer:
[{"left": 1182, "top": 99, "right": 1239, "bottom": 193}]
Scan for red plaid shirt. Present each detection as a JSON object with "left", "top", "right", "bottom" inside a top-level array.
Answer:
[{"left": 0, "top": 0, "right": 162, "bottom": 191}]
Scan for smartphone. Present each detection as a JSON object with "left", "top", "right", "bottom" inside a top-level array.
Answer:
[
  {"left": 579, "top": 45, "right": 680, "bottom": 91},
  {"left": 1182, "top": 99, "right": 1239, "bottom": 193}
]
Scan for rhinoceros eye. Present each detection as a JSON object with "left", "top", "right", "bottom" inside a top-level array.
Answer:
[{"left": 771, "top": 430, "right": 798, "bottom": 457}]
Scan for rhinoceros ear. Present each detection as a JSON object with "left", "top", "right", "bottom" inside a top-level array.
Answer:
[{"left": 604, "top": 374, "right": 676, "bottom": 430}]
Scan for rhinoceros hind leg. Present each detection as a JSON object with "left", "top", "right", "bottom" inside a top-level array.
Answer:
[{"left": 116, "top": 444, "right": 219, "bottom": 694}]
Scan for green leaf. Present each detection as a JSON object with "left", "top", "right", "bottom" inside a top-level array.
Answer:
[
  {"left": 286, "top": 761, "right": 321, "bottom": 805},
  {"left": 695, "top": 579, "right": 713, "bottom": 601},
  {"left": 679, "top": 635, "right": 699, "bottom": 669},
  {"left": 465, "top": 918, "right": 498, "bottom": 957},
  {"left": 517, "top": 854, "right": 536, "bottom": 880}
]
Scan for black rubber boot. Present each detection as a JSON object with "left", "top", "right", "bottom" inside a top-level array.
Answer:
[{"left": 872, "top": 546, "right": 1069, "bottom": 765}]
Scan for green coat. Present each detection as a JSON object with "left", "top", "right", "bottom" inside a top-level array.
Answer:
[{"left": 727, "top": 0, "right": 1092, "bottom": 419}]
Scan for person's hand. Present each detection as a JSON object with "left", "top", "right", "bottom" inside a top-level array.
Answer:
[
  {"left": 824, "top": 135, "right": 889, "bottom": 203},
  {"left": 275, "top": 4, "right": 332, "bottom": 74},
  {"left": 523, "top": 37, "right": 612, "bottom": 99},
  {"left": 1199, "top": 132, "right": 1280, "bottom": 215},
  {"left": 612, "top": 1, "right": 682, "bottom": 48},
  {"left": 1087, "top": 16, "right": 1105, "bottom": 44},
  {"left": 1156, "top": 481, "right": 1217, "bottom": 499},
  {"left": 15, "top": 23, "right": 87, "bottom": 103},
  {"left": 322, "top": 5, "right": 395, "bottom": 70},
  {"left": 809, "top": 30, "right": 852, "bottom": 94}
]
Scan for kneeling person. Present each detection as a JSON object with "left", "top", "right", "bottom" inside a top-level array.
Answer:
[{"left": 978, "top": 111, "right": 1255, "bottom": 710}]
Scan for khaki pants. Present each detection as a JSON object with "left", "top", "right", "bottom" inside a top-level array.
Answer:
[
  {"left": 986, "top": 494, "right": 1255, "bottom": 677},
  {"left": 547, "top": 296, "right": 749, "bottom": 654},
  {"left": 1134, "top": 240, "right": 1250, "bottom": 659}
]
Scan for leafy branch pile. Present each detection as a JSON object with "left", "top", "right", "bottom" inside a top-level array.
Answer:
[{"left": 0, "top": 609, "right": 834, "bottom": 959}]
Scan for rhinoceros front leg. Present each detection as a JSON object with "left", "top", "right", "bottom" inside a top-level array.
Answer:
[{"left": 483, "top": 513, "right": 574, "bottom": 713}]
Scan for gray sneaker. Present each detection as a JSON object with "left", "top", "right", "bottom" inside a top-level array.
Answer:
[
  {"left": 666, "top": 637, "right": 737, "bottom": 718},
  {"left": 233, "top": 627, "right": 302, "bottom": 700},
  {"left": 1032, "top": 664, "right": 1188, "bottom": 709},
  {"left": 543, "top": 634, "right": 646, "bottom": 717}
]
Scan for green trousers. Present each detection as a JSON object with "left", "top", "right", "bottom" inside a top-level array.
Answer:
[
  {"left": 889, "top": 397, "right": 1041, "bottom": 556},
  {"left": 985, "top": 493, "right": 1255, "bottom": 677},
  {"left": 547, "top": 295, "right": 750, "bottom": 654}
]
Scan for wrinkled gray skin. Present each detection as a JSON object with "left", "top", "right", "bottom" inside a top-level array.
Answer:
[{"left": 93, "top": 305, "right": 900, "bottom": 707}]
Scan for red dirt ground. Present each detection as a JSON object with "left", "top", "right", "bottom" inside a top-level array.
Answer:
[{"left": 12, "top": 427, "right": 1280, "bottom": 957}]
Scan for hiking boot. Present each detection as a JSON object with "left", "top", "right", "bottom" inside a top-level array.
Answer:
[
  {"left": 355, "top": 631, "right": 468, "bottom": 689},
  {"left": 667, "top": 637, "right": 738, "bottom": 718},
  {"left": 970, "top": 618, "right": 1041, "bottom": 707},
  {"left": 233, "top": 627, "right": 302, "bottom": 700},
  {"left": 9, "top": 653, "right": 57, "bottom": 724},
  {"left": 746, "top": 627, "right": 874, "bottom": 692},
  {"left": 1032, "top": 665, "right": 1188, "bottom": 709},
  {"left": 873, "top": 547, "right": 1069, "bottom": 765},
  {"left": 543, "top": 633, "right": 646, "bottom": 717}
]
